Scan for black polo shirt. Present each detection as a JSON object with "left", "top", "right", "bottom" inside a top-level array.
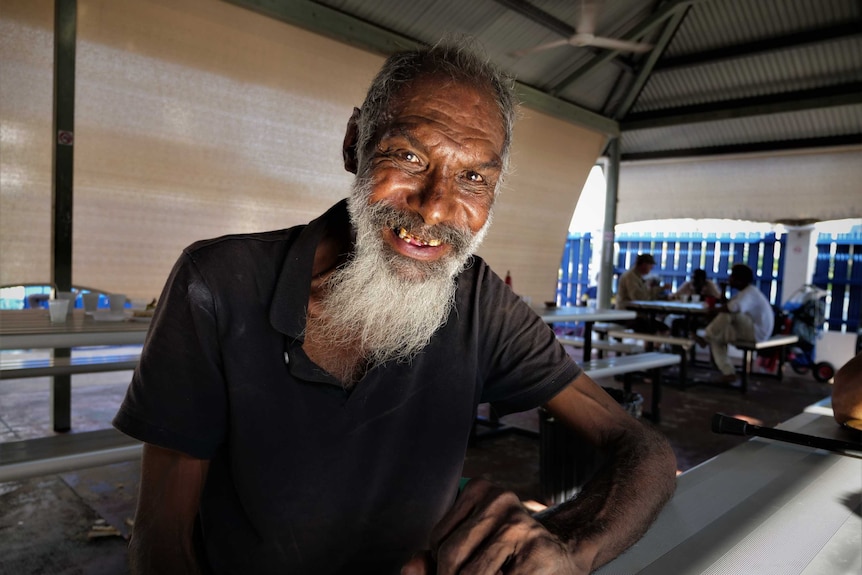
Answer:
[{"left": 114, "top": 200, "right": 580, "bottom": 574}]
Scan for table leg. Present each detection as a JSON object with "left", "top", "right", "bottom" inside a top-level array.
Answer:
[
  {"left": 51, "top": 348, "right": 71, "bottom": 432},
  {"left": 740, "top": 350, "right": 751, "bottom": 394},
  {"left": 651, "top": 368, "right": 662, "bottom": 423},
  {"left": 582, "top": 321, "right": 594, "bottom": 361}
]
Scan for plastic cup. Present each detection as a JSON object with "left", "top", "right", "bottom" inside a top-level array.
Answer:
[
  {"left": 690, "top": 294, "right": 701, "bottom": 303},
  {"left": 82, "top": 292, "right": 100, "bottom": 312},
  {"left": 56, "top": 291, "right": 76, "bottom": 318},
  {"left": 48, "top": 299, "right": 70, "bottom": 323},
  {"left": 108, "top": 293, "right": 127, "bottom": 313}
]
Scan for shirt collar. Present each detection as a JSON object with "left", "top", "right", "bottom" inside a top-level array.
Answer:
[{"left": 269, "top": 199, "right": 351, "bottom": 340}]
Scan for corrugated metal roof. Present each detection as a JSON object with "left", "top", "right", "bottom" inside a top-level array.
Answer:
[
  {"left": 622, "top": 103, "right": 862, "bottom": 154},
  {"left": 666, "top": 0, "right": 859, "bottom": 57},
  {"left": 634, "top": 36, "right": 862, "bottom": 112},
  {"left": 252, "top": 0, "right": 862, "bottom": 159}
]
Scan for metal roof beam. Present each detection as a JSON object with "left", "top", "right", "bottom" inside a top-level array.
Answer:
[
  {"left": 549, "top": 0, "right": 717, "bottom": 95},
  {"left": 491, "top": 0, "right": 633, "bottom": 74},
  {"left": 621, "top": 135, "right": 862, "bottom": 161},
  {"left": 222, "top": 0, "right": 419, "bottom": 55},
  {"left": 621, "top": 83, "right": 862, "bottom": 130},
  {"left": 609, "top": 8, "right": 688, "bottom": 119},
  {"left": 492, "top": 0, "right": 573, "bottom": 38},
  {"left": 222, "top": 0, "right": 619, "bottom": 136},
  {"left": 654, "top": 21, "right": 862, "bottom": 71}
]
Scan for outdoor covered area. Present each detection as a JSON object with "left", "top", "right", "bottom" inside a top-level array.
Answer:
[{"left": 1, "top": 0, "right": 861, "bottom": 573}]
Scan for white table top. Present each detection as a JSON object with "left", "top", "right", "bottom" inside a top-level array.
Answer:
[
  {"left": 627, "top": 300, "right": 712, "bottom": 314},
  {"left": 596, "top": 412, "right": 862, "bottom": 575},
  {"left": 536, "top": 305, "right": 636, "bottom": 323},
  {"left": 0, "top": 309, "right": 150, "bottom": 350}
]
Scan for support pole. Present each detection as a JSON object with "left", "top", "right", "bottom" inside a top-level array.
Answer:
[
  {"left": 598, "top": 138, "right": 620, "bottom": 310},
  {"left": 781, "top": 223, "right": 816, "bottom": 304},
  {"left": 51, "top": 0, "right": 77, "bottom": 433}
]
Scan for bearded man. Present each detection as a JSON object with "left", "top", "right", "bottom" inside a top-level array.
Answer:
[{"left": 114, "top": 43, "right": 676, "bottom": 575}]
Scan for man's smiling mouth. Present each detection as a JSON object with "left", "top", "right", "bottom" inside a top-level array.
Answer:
[{"left": 395, "top": 226, "right": 442, "bottom": 247}]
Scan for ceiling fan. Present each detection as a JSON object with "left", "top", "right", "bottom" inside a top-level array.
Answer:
[{"left": 511, "top": 0, "right": 653, "bottom": 57}]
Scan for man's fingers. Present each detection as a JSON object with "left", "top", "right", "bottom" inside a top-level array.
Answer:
[
  {"left": 429, "top": 478, "right": 493, "bottom": 543},
  {"left": 430, "top": 479, "right": 520, "bottom": 573},
  {"left": 436, "top": 522, "right": 511, "bottom": 575},
  {"left": 400, "top": 551, "right": 432, "bottom": 575},
  {"left": 428, "top": 479, "right": 584, "bottom": 575},
  {"left": 454, "top": 539, "right": 514, "bottom": 575},
  {"left": 433, "top": 480, "right": 556, "bottom": 575}
]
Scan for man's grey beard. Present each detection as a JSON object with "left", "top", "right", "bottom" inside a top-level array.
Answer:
[{"left": 305, "top": 177, "right": 492, "bottom": 383}]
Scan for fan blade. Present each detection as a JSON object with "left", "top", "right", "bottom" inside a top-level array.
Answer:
[
  {"left": 584, "top": 36, "right": 653, "bottom": 53},
  {"left": 578, "top": 0, "right": 597, "bottom": 35},
  {"left": 510, "top": 38, "right": 572, "bottom": 58}
]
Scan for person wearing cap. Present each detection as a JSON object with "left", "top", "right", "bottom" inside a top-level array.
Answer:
[{"left": 615, "top": 253, "right": 670, "bottom": 333}]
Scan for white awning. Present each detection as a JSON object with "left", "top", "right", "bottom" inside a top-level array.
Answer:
[{"left": 618, "top": 146, "right": 862, "bottom": 224}]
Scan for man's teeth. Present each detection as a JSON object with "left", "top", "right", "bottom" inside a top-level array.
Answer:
[{"left": 397, "top": 227, "right": 441, "bottom": 247}]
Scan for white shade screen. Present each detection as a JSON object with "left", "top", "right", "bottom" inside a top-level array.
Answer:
[
  {"left": 0, "top": 0, "right": 54, "bottom": 286},
  {"left": 1, "top": 0, "right": 603, "bottom": 303},
  {"left": 618, "top": 146, "right": 862, "bottom": 225}
]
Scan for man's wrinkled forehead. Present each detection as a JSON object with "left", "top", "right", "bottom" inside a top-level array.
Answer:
[{"left": 379, "top": 72, "right": 504, "bottom": 137}]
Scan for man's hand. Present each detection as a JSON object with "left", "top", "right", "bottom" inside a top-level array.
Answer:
[
  {"left": 401, "top": 479, "right": 587, "bottom": 575},
  {"left": 403, "top": 375, "right": 676, "bottom": 574}
]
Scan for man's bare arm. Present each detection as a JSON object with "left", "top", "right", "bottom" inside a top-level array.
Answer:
[
  {"left": 130, "top": 444, "right": 210, "bottom": 575},
  {"left": 404, "top": 372, "right": 676, "bottom": 574},
  {"left": 536, "top": 373, "right": 677, "bottom": 570}
]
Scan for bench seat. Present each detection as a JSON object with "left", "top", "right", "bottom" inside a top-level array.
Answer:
[
  {"left": 734, "top": 334, "right": 799, "bottom": 351},
  {"left": 539, "top": 351, "right": 679, "bottom": 504},
  {"left": 734, "top": 334, "right": 799, "bottom": 392},
  {"left": 592, "top": 322, "right": 627, "bottom": 334},
  {"left": 584, "top": 351, "right": 680, "bottom": 423},
  {"left": 605, "top": 330, "right": 694, "bottom": 350},
  {"left": 0, "top": 428, "right": 142, "bottom": 483},
  {"left": 606, "top": 330, "right": 693, "bottom": 385},
  {"left": 0, "top": 353, "right": 140, "bottom": 380},
  {"left": 583, "top": 351, "right": 681, "bottom": 379},
  {"left": 474, "top": 351, "right": 676, "bottom": 443},
  {"left": 556, "top": 336, "right": 643, "bottom": 356}
]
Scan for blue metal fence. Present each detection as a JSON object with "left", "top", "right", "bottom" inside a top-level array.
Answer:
[
  {"left": 813, "top": 233, "right": 862, "bottom": 333},
  {"left": 557, "top": 232, "right": 592, "bottom": 305},
  {"left": 559, "top": 231, "right": 787, "bottom": 307},
  {"left": 616, "top": 232, "right": 785, "bottom": 305}
]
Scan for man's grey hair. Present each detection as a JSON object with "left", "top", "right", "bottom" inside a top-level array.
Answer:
[{"left": 355, "top": 41, "right": 517, "bottom": 179}]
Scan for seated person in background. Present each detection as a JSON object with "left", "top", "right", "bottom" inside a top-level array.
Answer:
[
  {"left": 670, "top": 268, "right": 723, "bottom": 336},
  {"left": 832, "top": 350, "right": 862, "bottom": 430},
  {"left": 114, "top": 43, "right": 677, "bottom": 575},
  {"left": 615, "top": 253, "right": 670, "bottom": 333},
  {"left": 697, "top": 264, "right": 774, "bottom": 385},
  {"left": 672, "top": 268, "right": 722, "bottom": 302}
]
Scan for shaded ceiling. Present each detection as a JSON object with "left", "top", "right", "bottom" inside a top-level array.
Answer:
[{"left": 224, "top": 0, "right": 862, "bottom": 161}]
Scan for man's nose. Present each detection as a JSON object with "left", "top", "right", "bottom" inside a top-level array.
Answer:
[{"left": 410, "top": 169, "right": 457, "bottom": 226}]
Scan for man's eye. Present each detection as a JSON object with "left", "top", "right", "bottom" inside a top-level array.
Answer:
[
  {"left": 401, "top": 151, "right": 419, "bottom": 163},
  {"left": 466, "top": 171, "right": 485, "bottom": 183}
]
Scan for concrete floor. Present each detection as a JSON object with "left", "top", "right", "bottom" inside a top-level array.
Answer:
[{"left": 0, "top": 348, "right": 834, "bottom": 574}]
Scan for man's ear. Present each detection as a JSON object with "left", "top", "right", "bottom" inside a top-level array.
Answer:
[{"left": 342, "top": 107, "right": 361, "bottom": 174}]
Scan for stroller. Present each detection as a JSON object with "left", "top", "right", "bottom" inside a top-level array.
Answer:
[{"left": 778, "top": 285, "right": 836, "bottom": 382}]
